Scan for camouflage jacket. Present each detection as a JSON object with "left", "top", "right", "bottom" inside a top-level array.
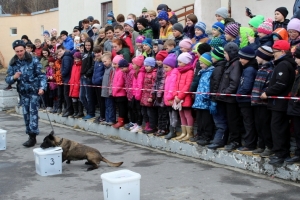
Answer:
[{"left": 5, "top": 52, "right": 47, "bottom": 95}]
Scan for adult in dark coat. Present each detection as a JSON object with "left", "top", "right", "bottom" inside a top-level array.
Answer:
[{"left": 261, "top": 40, "right": 296, "bottom": 166}]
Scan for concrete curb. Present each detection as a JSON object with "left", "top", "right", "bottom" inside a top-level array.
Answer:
[{"left": 15, "top": 106, "right": 300, "bottom": 182}]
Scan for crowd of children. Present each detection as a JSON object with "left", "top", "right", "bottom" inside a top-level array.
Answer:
[{"left": 13, "top": 4, "right": 300, "bottom": 166}]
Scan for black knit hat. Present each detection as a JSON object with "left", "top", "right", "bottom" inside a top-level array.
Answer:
[
  {"left": 118, "top": 59, "right": 129, "bottom": 68},
  {"left": 224, "top": 42, "right": 239, "bottom": 60},
  {"left": 256, "top": 46, "right": 274, "bottom": 61},
  {"left": 12, "top": 40, "right": 26, "bottom": 49},
  {"left": 275, "top": 7, "right": 289, "bottom": 19},
  {"left": 60, "top": 30, "right": 68, "bottom": 36},
  {"left": 21, "top": 35, "right": 29, "bottom": 40},
  {"left": 172, "top": 23, "right": 184, "bottom": 33},
  {"left": 238, "top": 46, "right": 256, "bottom": 60},
  {"left": 197, "top": 43, "right": 211, "bottom": 55},
  {"left": 136, "top": 18, "right": 149, "bottom": 28}
]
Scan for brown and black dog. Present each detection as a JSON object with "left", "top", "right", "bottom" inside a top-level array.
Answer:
[{"left": 40, "top": 132, "right": 123, "bottom": 171}]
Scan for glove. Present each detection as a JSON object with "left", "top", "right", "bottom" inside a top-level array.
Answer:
[
  {"left": 172, "top": 100, "right": 178, "bottom": 110},
  {"left": 156, "top": 96, "right": 162, "bottom": 104},
  {"left": 209, "top": 102, "right": 217, "bottom": 115},
  {"left": 176, "top": 100, "right": 183, "bottom": 111}
]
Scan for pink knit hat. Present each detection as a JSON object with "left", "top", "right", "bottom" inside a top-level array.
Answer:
[
  {"left": 179, "top": 39, "right": 193, "bottom": 49},
  {"left": 257, "top": 18, "right": 273, "bottom": 35},
  {"left": 136, "top": 35, "right": 145, "bottom": 43},
  {"left": 112, "top": 55, "right": 124, "bottom": 64},
  {"left": 287, "top": 18, "right": 300, "bottom": 32},
  {"left": 132, "top": 55, "right": 145, "bottom": 67},
  {"left": 178, "top": 52, "right": 193, "bottom": 64}
]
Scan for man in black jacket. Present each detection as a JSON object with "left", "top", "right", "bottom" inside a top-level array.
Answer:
[{"left": 261, "top": 40, "right": 296, "bottom": 166}]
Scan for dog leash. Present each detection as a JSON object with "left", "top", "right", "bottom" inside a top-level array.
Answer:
[{"left": 40, "top": 96, "right": 55, "bottom": 134}]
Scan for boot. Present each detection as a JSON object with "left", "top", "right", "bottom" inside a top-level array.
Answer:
[
  {"left": 142, "top": 122, "right": 151, "bottom": 133},
  {"left": 164, "top": 126, "right": 177, "bottom": 140},
  {"left": 23, "top": 134, "right": 37, "bottom": 147},
  {"left": 71, "top": 102, "right": 78, "bottom": 118},
  {"left": 113, "top": 117, "right": 125, "bottom": 129},
  {"left": 74, "top": 102, "right": 84, "bottom": 118},
  {"left": 175, "top": 125, "right": 187, "bottom": 140},
  {"left": 180, "top": 126, "right": 193, "bottom": 141}
]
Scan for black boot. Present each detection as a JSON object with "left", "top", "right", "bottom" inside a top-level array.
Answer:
[
  {"left": 51, "top": 100, "right": 58, "bottom": 113},
  {"left": 23, "top": 134, "right": 37, "bottom": 147},
  {"left": 74, "top": 101, "right": 84, "bottom": 118},
  {"left": 165, "top": 126, "right": 177, "bottom": 140},
  {"left": 71, "top": 102, "right": 78, "bottom": 118}
]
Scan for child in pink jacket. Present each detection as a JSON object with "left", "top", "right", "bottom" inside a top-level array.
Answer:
[
  {"left": 141, "top": 57, "right": 158, "bottom": 134},
  {"left": 111, "top": 55, "right": 127, "bottom": 128},
  {"left": 174, "top": 52, "right": 194, "bottom": 141},
  {"left": 162, "top": 53, "right": 179, "bottom": 140}
]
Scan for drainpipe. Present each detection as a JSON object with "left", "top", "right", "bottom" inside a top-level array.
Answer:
[{"left": 228, "top": 0, "right": 231, "bottom": 18}]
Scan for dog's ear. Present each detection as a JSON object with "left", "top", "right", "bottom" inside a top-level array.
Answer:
[
  {"left": 50, "top": 131, "right": 54, "bottom": 135},
  {"left": 48, "top": 134, "right": 54, "bottom": 140}
]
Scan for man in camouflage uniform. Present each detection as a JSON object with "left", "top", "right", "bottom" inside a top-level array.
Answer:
[{"left": 5, "top": 40, "right": 47, "bottom": 147}]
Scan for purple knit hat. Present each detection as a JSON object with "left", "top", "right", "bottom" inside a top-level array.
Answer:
[
  {"left": 224, "top": 23, "right": 239, "bottom": 37},
  {"left": 163, "top": 53, "right": 177, "bottom": 68},
  {"left": 136, "top": 35, "right": 145, "bottom": 43}
]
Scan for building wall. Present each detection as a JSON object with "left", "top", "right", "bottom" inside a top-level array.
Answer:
[{"left": 0, "top": 10, "right": 58, "bottom": 67}]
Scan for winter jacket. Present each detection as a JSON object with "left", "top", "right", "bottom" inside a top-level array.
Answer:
[
  {"left": 141, "top": 68, "right": 157, "bottom": 106},
  {"left": 91, "top": 33, "right": 99, "bottom": 42},
  {"left": 121, "top": 32, "right": 134, "bottom": 56},
  {"left": 265, "top": 55, "right": 296, "bottom": 111},
  {"left": 63, "top": 37, "right": 74, "bottom": 51},
  {"left": 236, "top": 59, "right": 258, "bottom": 104},
  {"left": 287, "top": 67, "right": 300, "bottom": 116},
  {"left": 210, "top": 60, "right": 227, "bottom": 102},
  {"left": 216, "top": 57, "right": 243, "bottom": 103},
  {"left": 164, "top": 68, "right": 179, "bottom": 106},
  {"left": 139, "top": 27, "right": 153, "bottom": 39},
  {"left": 61, "top": 51, "right": 74, "bottom": 83},
  {"left": 104, "top": 39, "right": 113, "bottom": 52},
  {"left": 273, "top": 19, "right": 289, "bottom": 31},
  {"left": 183, "top": 25, "right": 195, "bottom": 39},
  {"left": 53, "top": 59, "right": 62, "bottom": 85},
  {"left": 239, "top": 27, "right": 255, "bottom": 48},
  {"left": 35, "top": 47, "right": 43, "bottom": 60},
  {"left": 132, "top": 66, "right": 146, "bottom": 101},
  {"left": 251, "top": 62, "right": 274, "bottom": 106},
  {"left": 174, "top": 34, "right": 189, "bottom": 46},
  {"left": 81, "top": 26, "right": 93, "bottom": 38},
  {"left": 112, "top": 68, "right": 126, "bottom": 97},
  {"left": 5, "top": 52, "right": 47, "bottom": 95},
  {"left": 131, "top": 31, "right": 140, "bottom": 51},
  {"left": 190, "top": 60, "right": 201, "bottom": 92},
  {"left": 152, "top": 65, "right": 166, "bottom": 107},
  {"left": 173, "top": 64, "right": 194, "bottom": 107},
  {"left": 40, "top": 57, "right": 48, "bottom": 73},
  {"left": 149, "top": 18, "right": 160, "bottom": 39},
  {"left": 101, "top": 66, "right": 114, "bottom": 98},
  {"left": 169, "top": 12, "right": 178, "bottom": 25},
  {"left": 92, "top": 61, "right": 105, "bottom": 86},
  {"left": 69, "top": 61, "right": 82, "bottom": 98},
  {"left": 290, "top": 36, "right": 300, "bottom": 55},
  {"left": 192, "top": 36, "right": 209, "bottom": 45},
  {"left": 81, "top": 52, "right": 94, "bottom": 78},
  {"left": 46, "top": 66, "right": 57, "bottom": 90},
  {"left": 192, "top": 66, "right": 215, "bottom": 110},
  {"left": 117, "top": 47, "right": 132, "bottom": 63},
  {"left": 224, "top": 37, "right": 241, "bottom": 47},
  {"left": 124, "top": 64, "right": 135, "bottom": 101},
  {"left": 159, "top": 24, "right": 175, "bottom": 41},
  {"left": 249, "top": 34, "right": 273, "bottom": 51},
  {"left": 294, "top": 0, "right": 300, "bottom": 15}
]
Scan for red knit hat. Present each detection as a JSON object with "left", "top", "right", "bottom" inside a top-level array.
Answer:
[
  {"left": 132, "top": 55, "right": 144, "bottom": 67},
  {"left": 257, "top": 18, "right": 273, "bottom": 35},
  {"left": 155, "top": 50, "right": 168, "bottom": 61},
  {"left": 48, "top": 57, "right": 56, "bottom": 63},
  {"left": 272, "top": 40, "right": 290, "bottom": 51}
]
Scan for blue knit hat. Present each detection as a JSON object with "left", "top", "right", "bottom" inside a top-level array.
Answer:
[
  {"left": 12, "top": 40, "right": 26, "bottom": 49},
  {"left": 144, "top": 57, "right": 156, "bottom": 67},
  {"left": 238, "top": 46, "right": 256, "bottom": 60},
  {"left": 209, "top": 37, "right": 224, "bottom": 49},
  {"left": 199, "top": 53, "right": 212, "bottom": 67},
  {"left": 195, "top": 22, "right": 206, "bottom": 33},
  {"left": 211, "top": 47, "right": 225, "bottom": 61},
  {"left": 107, "top": 11, "right": 114, "bottom": 18},
  {"left": 118, "top": 59, "right": 129, "bottom": 68},
  {"left": 157, "top": 10, "right": 169, "bottom": 21},
  {"left": 43, "top": 30, "right": 50, "bottom": 36},
  {"left": 142, "top": 38, "right": 153, "bottom": 48},
  {"left": 212, "top": 22, "right": 225, "bottom": 34}
]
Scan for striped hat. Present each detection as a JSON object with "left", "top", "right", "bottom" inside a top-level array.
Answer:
[
  {"left": 256, "top": 46, "right": 274, "bottom": 61},
  {"left": 257, "top": 18, "right": 273, "bottom": 35},
  {"left": 195, "top": 21, "right": 206, "bottom": 33},
  {"left": 238, "top": 46, "right": 256, "bottom": 60},
  {"left": 209, "top": 37, "right": 223, "bottom": 49},
  {"left": 211, "top": 47, "right": 225, "bottom": 61},
  {"left": 199, "top": 53, "right": 212, "bottom": 67},
  {"left": 212, "top": 22, "right": 225, "bottom": 34},
  {"left": 224, "top": 23, "right": 239, "bottom": 38}
]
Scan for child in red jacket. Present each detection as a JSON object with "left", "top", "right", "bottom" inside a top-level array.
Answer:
[
  {"left": 69, "top": 52, "right": 84, "bottom": 118},
  {"left": 141, "top": 57, "right": 158, "bottom": 134},
  {"left": 174, "top": 52, "right": 194, "bottom": 141}
]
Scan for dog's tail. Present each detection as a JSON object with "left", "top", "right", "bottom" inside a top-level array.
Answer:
[{"left": 102, "top": 157, "right": 123, "bottom": 167}]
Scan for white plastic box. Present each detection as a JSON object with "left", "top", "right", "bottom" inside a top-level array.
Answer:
[
  {"left": 33, "top": 147, "right": 63, "bottom": 176},
  {"left": 0, "top": 129, "right": 7, "bottom": 150},
  {"left": 101, "top": 170, "right": 141, "bottom": 200}
]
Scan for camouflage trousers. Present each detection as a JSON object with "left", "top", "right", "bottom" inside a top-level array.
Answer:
[{"left": 21, "top": 94, "right": 40, "bottom": 135}]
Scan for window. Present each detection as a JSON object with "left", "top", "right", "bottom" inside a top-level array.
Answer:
[
  {"left": 41, "top": 25, "right": 44, "bottom": 36},
  {"left": 101, "top": 1, "right": 113, "bottom": 26},
  {"left": 10, "top": 28, "right": 17, "bottom": 36}
]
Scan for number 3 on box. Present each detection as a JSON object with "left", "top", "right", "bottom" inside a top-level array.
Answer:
[{"left": 50, "top": 158, "right": 55, "bottom": 165}]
